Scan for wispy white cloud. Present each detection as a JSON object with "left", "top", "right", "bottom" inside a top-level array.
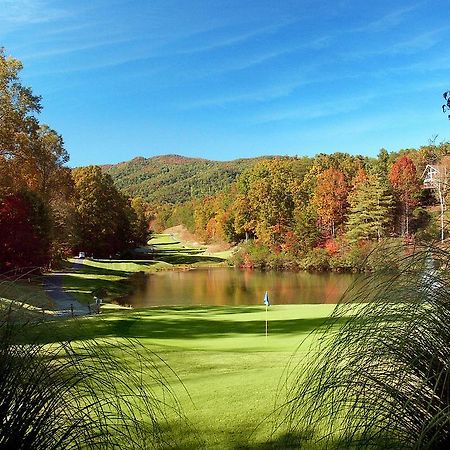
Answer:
[
  {"left": 186, "top": 34, "right": 332, "bottom": 78},
  {"left": 366, "top": 52, "right": 450, "bottom": 80},
  {"left": 180, "top": 68, "right": 362, "bottom": 111},
  {"left": 27, "top": 50, "right": 165, "bottom": 78},
  {"left": 343, "top": 26, "right": 448, "bottom": 60},
  {"left": 0, "top": 0, "right": 68, "bottom": 27},
  {"left": 389, "top": 27, "right": 448, "bottom": 54},
  {"left": 180, "top": 81, "right": 305, "bottom": 109},
  {"left": 27, "top": 26, "right": 331, "bottom": 80},
  {"left": 250, "top": 93, "right": 375, "bottom": 125},
  {"left": 245, "top": 74, "right": 446, "bottom": 126},
  {"left": 168, "top": 20, "right": 295, "bottom": 56},
  {"left": 21, "top": 36, "right": 137, "bottom": 60},
  {"left": 303, "top": 109, "right": 432, "bottom": 141},
  {"left": 355, "top": 3, "right": 422, "bottom": 33}
]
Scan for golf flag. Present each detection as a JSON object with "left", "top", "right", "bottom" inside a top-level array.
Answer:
[{"left": 263, "top": 291, "right": 270, "bottom": 306}]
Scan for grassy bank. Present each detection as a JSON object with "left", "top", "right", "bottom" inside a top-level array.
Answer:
[
  {"left": 143, "top": 233, "right": 231, "bottom": 266},
  {"left": 0, "top": 276, "right": 55, "bottom": 319},
  {"left": 41, "top": 303, "right": 338, "bottom": 448},
  {"left": 44, "top": 234, "right": 230, "bottom": 306}
]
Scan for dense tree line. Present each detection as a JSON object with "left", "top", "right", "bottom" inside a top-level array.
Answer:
[
  {"left": 156, "top": 144, "right": 450, "bottom": 271},
  {"left": 0, "top": 50, "right": 149, "bottom": 272}
]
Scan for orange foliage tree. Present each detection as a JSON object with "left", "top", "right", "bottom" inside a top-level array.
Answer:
[
  {"left": 389, "top": 156, "right": 421, "bottom": 236},
  {"left": 312, "top": 168, "right": 349, "bottom": 238}
]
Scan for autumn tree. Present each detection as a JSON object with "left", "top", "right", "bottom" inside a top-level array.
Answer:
[
  {"left": 0, "top": 49, "right": 75, "bottom": 267},
  {"left": 130, "top": 197, "right": 150, "bottom": 245},
  {"left": 26, "top": 125, "right": 69, "bottom": 199},
  {"left": 0, "top": 51, "right": 70, "bottom": 200},
  {"left": 193, "top": 197, "right": 216, "bottom": 241},
  {"left": 312, "top": 168, "right": 349, "bottom": 238},
  {"left": 389, "top": 156, "right": 421, "bottom": 236},
  {"left": 0, "top": 192, "right": 51, "bottom": 272},
  {"left": 233, "top": 194, "right": 256, "bottom": 241},
  {"left": 207, "top": 191, "right": 236, "bottom": 242},
  {"left": 72, "top": 166, "right": 135, "bottom": 256},
  {"left": 301, "top": 153, "right": 365, "bottom": 200},
  {"left": 0, "top": 49, "right": 40, "bottom": 161},
  {"left": 292, "top": 204, "right": 320, "bottom": 251},
  {"left": 235, "top": 158, "right": 299, "bottom": 246}
]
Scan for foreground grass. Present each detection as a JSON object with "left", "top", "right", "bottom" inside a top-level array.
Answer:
[{"left": 40, "top": 304, "right": 338, "bottom": 449}]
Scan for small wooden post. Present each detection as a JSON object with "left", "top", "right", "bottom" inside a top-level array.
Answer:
[{"left": 70, "top": 303, "right": 74, "bottom": 318}]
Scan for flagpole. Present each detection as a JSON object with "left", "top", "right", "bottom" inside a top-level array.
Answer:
[
  {"left": 263, "top": 290, "right": 270, "bottom": 342},
  {"left": 265, "top": 304, "right": 268, "bottom": 342}
]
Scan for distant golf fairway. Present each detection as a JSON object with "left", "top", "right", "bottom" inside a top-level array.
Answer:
[{"left": 46, "top": 304, "right": 338, "bottom": 449}]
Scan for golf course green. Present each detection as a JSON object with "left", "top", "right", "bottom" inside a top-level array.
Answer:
[
  {"left": 1, "top": 234, "right": 346, "bottom": 447},
  {"left": 44, "top": 303, "right": 338, "bottom": 449}
]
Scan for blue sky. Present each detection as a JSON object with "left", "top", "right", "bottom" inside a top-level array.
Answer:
[{"left": 1, "top": 0, "right": 449, "bottom": 166}]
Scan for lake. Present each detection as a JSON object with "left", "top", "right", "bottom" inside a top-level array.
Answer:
[{"left": 121, "top": 268, "right": 358, "bottom": 307}]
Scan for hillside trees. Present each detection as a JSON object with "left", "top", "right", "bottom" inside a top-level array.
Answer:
[
  {"left": 0, "top": 49, "right": 74, "bottom": 269},
  {"left": 234, "top": 158, "right": 301, "bottom": 246},
  {"left": 233, "top": 194, "right": 256, "bottom": 241},
  {"left": 389, "top": 156, "right": 421, "bottom": 236},
  {"left": 346, "top": 172, "right": 393, "bottom": 242},
  {"left": 147, "top": 148, "right": 446, "bottom": 270},
  {"left": 130, "top": 197, "right": 151, "bottom": 245},
  {"left": 72, "top": 166, "right": 145, "bottom": 256},
  {"left": 312, "top": 168, "right": 349, "bottom": 238},
  {"left": 0, "top": 192, "right": 51, "bottom": 272},
  {"left": 0, "top": 49, "right": 41, "bottom": 164}
]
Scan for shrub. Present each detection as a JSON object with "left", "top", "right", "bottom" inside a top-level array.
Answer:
[
  {"left": 298, "top": 248, "right": 330, "bottom": 271},
  {"left": 0, "top": 310, "right": 189, "bottom": 449},
  {"left": 278, "top": 244, "right": 450, "bottom": 448}
]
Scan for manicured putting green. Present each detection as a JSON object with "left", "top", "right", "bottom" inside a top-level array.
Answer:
[{"left": 48, "top": 304, "right": 338, "bottom": 448}]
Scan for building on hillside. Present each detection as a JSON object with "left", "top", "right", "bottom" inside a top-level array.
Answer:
[{"left": 422, "top": 165, "right": 444, "bottom": 189}]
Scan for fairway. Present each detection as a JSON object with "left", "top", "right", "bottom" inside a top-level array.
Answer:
[{"left": 45, "top": 304, "right": 338, "bottom": 449}]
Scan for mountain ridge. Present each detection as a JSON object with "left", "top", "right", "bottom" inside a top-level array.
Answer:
[{"left": 101, "top": 153, "right": 266, "bottom": 204}]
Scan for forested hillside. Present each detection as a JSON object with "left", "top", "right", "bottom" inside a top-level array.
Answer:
[
  {"left": 150, "top": 145, "right": 450, "bottom": 271},
  {"left": 102, "top": 154, "right": 262, "bottom": 204}
]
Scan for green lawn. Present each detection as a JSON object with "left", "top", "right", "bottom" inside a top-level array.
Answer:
[
  {"left": 147, "top": 233, "right": 183, "bottom": 246},
  {"left": 145, "top": 234, "right": 229, "bottom": 266},
  {"left": 37, "top": 238, "right": 342, "bottom": 447},
  {"left": 43, "top": 304, "right": 339, "bottom": 449}
]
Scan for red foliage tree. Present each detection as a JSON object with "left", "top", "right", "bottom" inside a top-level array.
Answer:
[
  {"left": 0, "top": 193, "right": 50, "bottom": 272},
  {"left": 389, "top": 156, "right": 420, "bottom": 236}
]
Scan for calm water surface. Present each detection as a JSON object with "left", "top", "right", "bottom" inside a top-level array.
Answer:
[{"left": 122, "top": 268, "right": 358, "bottom": 307}]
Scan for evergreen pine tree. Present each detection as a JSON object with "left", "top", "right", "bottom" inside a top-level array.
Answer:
[{"left": 346, "top": 174, "right": 393, "bottom": 242}]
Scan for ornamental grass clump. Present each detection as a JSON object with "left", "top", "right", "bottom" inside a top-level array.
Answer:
[
  {"left": 0, "top": 309, "right": 187, "bottom": 449},
  {"left": 277, "top": 244, "right": 449, "bottom": 449}
]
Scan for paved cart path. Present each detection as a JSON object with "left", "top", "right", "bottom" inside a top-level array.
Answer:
[{"left": 44, "top": 261, "right": 90, "bottom": 317}]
